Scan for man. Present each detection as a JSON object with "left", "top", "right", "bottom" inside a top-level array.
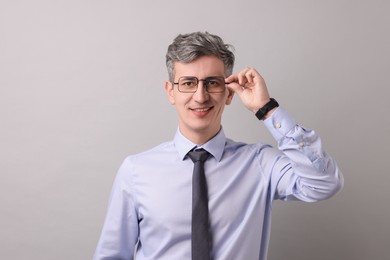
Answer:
[{"left": 93, "top": 32, "right": 343, "bottom": 260}]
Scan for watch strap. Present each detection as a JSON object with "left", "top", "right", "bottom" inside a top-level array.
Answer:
[{"left": 255, "top": 98, "right": 279, "bottom": 120}]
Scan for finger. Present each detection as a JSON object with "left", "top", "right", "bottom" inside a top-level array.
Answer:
[
  {"left": 226, "top": 72, "right": 246, "bottom": 87},
  {"left": 226, "top": 67, "right": 259, "bottom": 87},
  {"left": 237, "top": 67, "right": 251, "bottom": 85},
  {"left": 245, "top": 69, "right": 255, "bottom": 83},
  {"left": 225, "top": 74, "right": 239, "bottom": 84},
  {"left": 226, "top": 81, "right": 244, "bottom": 94},
  {"left": 250, "top": 69, "right": 264, "bottom": 84}
]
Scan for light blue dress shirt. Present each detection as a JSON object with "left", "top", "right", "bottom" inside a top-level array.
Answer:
[{"left": 93, "top": 107, "right": 343, "bottom": 260}]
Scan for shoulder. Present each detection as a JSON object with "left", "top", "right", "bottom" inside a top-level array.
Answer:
[
  {"left": 119, "top": 140, "right": 180, "bottom": 173},
  {"left": 123, "top": 140, "right": 175, "bottom": 163},
  {"left": 136, "top": 140, "right": 175, "bottom": 157},
  {"left": 224, "top": 137, "right": 272, "bottom": 154}
]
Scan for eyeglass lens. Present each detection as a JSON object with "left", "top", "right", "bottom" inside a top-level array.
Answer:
[{"left": 178, "top": 77, "right": 226, "bottom": 93}]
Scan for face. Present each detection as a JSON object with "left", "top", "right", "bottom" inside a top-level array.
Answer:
[{"left": 165, "top": 55, "right": 234, "bottom": 144}]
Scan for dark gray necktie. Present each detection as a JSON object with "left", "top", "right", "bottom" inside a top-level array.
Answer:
[{"left": 188, "top": 148, "right": 211, "bottom": 260}]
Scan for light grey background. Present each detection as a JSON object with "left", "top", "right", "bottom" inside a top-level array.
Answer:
[{"left": 1, "top": 0, "right": 389, "bottom": 259}]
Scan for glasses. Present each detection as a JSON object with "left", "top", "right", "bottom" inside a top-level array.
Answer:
[{"left": 173, "top": 76, "right": 227, "bottom": 93}]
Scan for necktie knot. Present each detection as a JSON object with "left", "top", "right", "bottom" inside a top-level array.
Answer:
[{"left": 188, "top": 148, "right": 210, "bottom": 163}]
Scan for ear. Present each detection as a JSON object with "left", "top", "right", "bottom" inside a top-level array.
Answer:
[
  {"left": 165, "top": 80, "right": 176, "bottom": 105},
  {"left": 225, "top": 87, "right": 235, "bottom": 105}
]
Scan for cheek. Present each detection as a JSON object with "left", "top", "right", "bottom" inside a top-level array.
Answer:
[
  {"left": 173, "top": 94, "right": 190, "bottom": 107},
  {"left": 215, "top": 98, "right": 228, "bottom": 114}
]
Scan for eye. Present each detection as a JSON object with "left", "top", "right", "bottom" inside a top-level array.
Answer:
[
  {"left": 180, "top": 78, "right": 197, "bottom": 87},
  {"left": 183, "top": 81, "right": 195, "bottom": 86},
  {"left": 206, "top": 78, "right": 224, "bottom": 87},
  {"left": 207, "top": 80, "right": 219, "bottom": 86}
]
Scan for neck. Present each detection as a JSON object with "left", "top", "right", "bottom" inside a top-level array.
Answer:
[{"left": 180, "top": 126, "right": 221, "bottom": 145}]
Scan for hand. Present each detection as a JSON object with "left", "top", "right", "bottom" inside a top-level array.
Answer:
[{"left": 226, "top": 67, "right": 272, "bottom": 114}]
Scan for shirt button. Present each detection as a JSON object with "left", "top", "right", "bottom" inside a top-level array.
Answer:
[
  {"left": 275, "top": 122, "right": 282, "bottom": 129},
  {"left": 299, "top": 142, "right": 305, "bottom": 147}
]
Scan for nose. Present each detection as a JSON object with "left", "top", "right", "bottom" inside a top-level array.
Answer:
[{"left": 193, "top": 81, "right": 209, "bottom": 103}]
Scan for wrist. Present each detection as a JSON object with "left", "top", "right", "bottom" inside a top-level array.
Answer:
[{"left": 255, "top": 98, "right": 279, "bottom": 120}]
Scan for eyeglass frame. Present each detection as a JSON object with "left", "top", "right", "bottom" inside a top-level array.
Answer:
[{"left": 172, "top": 76, "right": 228, "bottom": 93}]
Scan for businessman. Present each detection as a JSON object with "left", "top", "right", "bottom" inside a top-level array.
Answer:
[{"left": 93, "top": 31, "right": 343, "bottom": 260}]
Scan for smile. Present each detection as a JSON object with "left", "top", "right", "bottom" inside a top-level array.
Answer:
[{"left": 191, "top": 107, "right": 212, "bottom": 112}]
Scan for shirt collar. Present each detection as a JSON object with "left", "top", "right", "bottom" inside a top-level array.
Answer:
[{"left": 174, "top": 128, "right": 226, "bottom": 162}]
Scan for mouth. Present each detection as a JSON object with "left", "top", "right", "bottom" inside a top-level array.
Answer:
[
  {"left": 190, "top": 106, "right": 213, "bottom": 116},
  {"left": 191, "top": 107, "right": 211, "bottom": 112}
]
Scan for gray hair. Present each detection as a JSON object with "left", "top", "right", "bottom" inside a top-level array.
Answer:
[{"left": 166, "top": 32, "right": 235, "bottom": 82}]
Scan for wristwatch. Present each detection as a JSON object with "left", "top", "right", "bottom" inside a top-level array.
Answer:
[{"left": 255, "top": 98, "right": 279, "bottom": 120}]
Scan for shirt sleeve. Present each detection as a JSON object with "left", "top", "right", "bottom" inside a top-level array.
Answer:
[
  {"left": 263, "top": 107, "right": 344, "bottom": 202},
  {"left": 93, "top": 156, "right": 139, "bottom": 260}
]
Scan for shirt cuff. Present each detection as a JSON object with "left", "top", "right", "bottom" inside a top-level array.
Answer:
[{"left": 263, "top": 107, "right": 297, "bottom": 141}]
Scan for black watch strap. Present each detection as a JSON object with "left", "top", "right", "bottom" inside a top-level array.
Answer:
[{"left": 255, "top": 98, "right": 279, "bottom": 120}]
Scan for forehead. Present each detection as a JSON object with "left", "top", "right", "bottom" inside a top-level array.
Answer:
[{"left": 174, "top": 56, "right": 225, "bottom": 79}]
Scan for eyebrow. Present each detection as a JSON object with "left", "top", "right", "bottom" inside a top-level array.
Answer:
[{"left": 181, "top": 76, "right": 224, "bottom": 79}]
